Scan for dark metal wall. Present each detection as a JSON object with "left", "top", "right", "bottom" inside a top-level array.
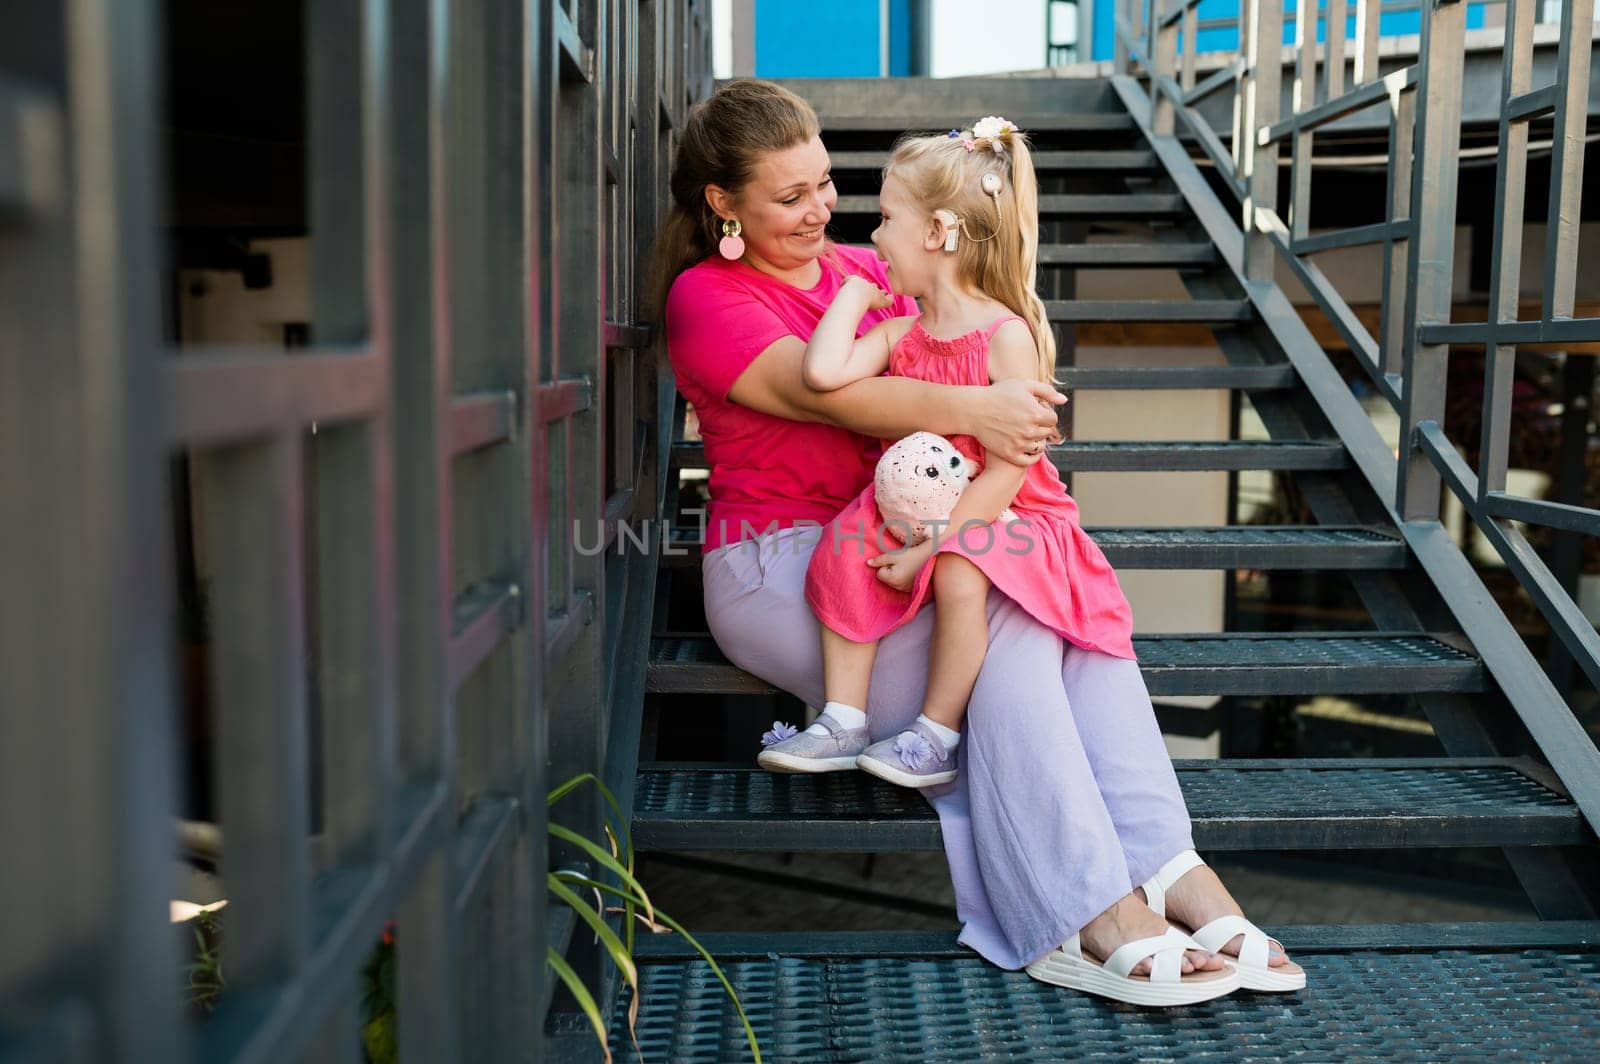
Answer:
[{"left": 0, "top": 1, "right": 709, "bottom": 1060}]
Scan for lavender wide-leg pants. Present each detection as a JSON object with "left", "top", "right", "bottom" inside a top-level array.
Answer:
[{"left": 703, "top": 526, "right": 1196, "bottom": 969}]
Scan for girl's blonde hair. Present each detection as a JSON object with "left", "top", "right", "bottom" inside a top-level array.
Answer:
[
  {"left": 885, "top": 126, "right": 1056, "bottom": 384},
  {"left": 649, "top": 79, "right": 822, "bottom": 318}
]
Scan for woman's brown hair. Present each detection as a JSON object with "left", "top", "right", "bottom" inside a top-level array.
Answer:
[{"left": 648, "top": 79, "right": 820, "bottom": 319}]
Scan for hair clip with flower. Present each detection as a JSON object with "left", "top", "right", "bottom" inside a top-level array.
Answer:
[{"left": 971, "top": 115, "right": 1018, "bottom": 140}]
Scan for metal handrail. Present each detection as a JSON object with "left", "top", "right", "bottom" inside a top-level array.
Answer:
[{"left": 1117, "top": 0, "right": 1600, "bottom": 828}]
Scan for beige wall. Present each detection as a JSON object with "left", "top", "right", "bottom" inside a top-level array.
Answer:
[{"left": 178, "top": 237, "right": 310, "bottom": 345}]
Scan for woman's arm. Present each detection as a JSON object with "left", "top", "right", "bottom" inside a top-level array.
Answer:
[
  {"left": 800, "top": 276, "right": 900, "bottom": 391},
  {"left": 866, "top": 322, "right": 1040, "bottom": 587},
  {"left": 729, "top": 336, "right": 1065, "bottom": 465}
]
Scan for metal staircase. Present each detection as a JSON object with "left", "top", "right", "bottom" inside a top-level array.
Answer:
[{"left": 600, "top": 11, "right": 1600, "bottom": 1056}]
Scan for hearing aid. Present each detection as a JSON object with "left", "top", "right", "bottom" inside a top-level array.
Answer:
[
  {"left": 933, "top": 208, "right": 960, "bottom": 252},
  {"left": 980, "top": 172, "right": 1003, "bottom": 197}
]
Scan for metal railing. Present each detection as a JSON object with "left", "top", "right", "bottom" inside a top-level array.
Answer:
[
  {"left": 0, "top": 1, "right": 708, "bottom": 1060},
  {"left": 1115, "top": 0, "right": 1600, "bottom": 827}
]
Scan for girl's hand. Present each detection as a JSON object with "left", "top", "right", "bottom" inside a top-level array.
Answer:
[
  {"left": 972, "top": 379, "right": 1066, "bottom": 465},
  {"left": 868, "top": 541, "right": 933, "bottom": 591},
  {"left": 840, "top": 275, "right": 896, "bottom": 311}
]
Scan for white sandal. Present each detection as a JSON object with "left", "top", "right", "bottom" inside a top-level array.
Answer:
[
  {"left": 1141, "top": 849, "right": 1307, "bottom": 993},
  {"left": 1025, "top": 926, "right": 1240, "bottom": 1007}
]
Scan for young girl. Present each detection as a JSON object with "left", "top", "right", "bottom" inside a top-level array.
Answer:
[{"left": 759, "top": 117, "right": 1137, "bottom": 788}]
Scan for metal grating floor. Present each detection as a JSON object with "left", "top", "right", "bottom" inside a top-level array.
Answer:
[
  {"left": 647, "top": 633, "right": 1485, "bottom": 697},
  {"left": 632, "top": 760, "right": 1584, "bottom": 852},
  {"left": 609, "top": 949, "right": 1600, "bottom": 1062},
  {"left": 1087, "top": 526, "right": 1399, "bottom": 547}
]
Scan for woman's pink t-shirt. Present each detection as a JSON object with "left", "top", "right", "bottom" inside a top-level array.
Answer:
[{"left": 666, "top": 245, "right": 917, "bottom": 552}]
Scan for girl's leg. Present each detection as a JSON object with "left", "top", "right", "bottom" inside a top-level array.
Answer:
[
  {"left": 920, "top": 553, "right": 990, "bottom": 731},
  {"left": 704, "top": 528, "right": 931, "bottom": 736},
  {"left": 820, "top": 626, "right": 877, "bottom": 715},
  {"left": 855, "top": 554, "right": 988, "bottom": 788}
]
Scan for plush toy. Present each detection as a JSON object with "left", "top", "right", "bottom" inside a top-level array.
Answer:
[{"left": 874, "top": 431, "right": 1016, "bottom": 546}]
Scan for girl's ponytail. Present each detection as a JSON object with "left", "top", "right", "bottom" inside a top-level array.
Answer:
[{"left": 999, "top": 134, "right": 1057, "bottom": 384}]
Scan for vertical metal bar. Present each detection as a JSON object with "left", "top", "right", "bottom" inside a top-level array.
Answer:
[
  {"left": 1115, "top": 0, "right": 1131, "bottom": 73},
  {"left": 1479, "top": 0, "right": 1536, "bottom": 499},
  {"left": 311, "top": 421, "right": 394, "bottom": 868},
  {"left": 1290, "top": 0, "right": 1316, "bottom": 240},
  {"left": 1397, "top": 0, "right": 1467, "bottom": 522},
  {"left": 526, "top": 4, "right": 557, "bottom": 1044},
  {"left": 1153, "top": 3, "right": 1178, "bottom": 134},
  {"left": 1232, "top": 2, "right": 1252, "bottom": 179},
  {"left": 1544, "top": 353, "right": 1595, "bottom": 694},
  {"left": 1294, "top": 0, "right": 1317, "bottom": 112},
  {"left": 309, "top": 0, "right": 398, "bottom": 883},
  {"left": 1325, "top": 0, "right": 1347, "bottom": 99},
  {"left": 1541, "top": 0, "right": 1593, "bottom": 319},
  {"left": 1380, "top": 85, "right": 1415, "bottom": 379},
  {"left": 1353, "top": 0, "right": 1381, "bottom": 84},
  {"left": 201, "top": 434, "right": 312, "bottom": 988},
  {"left": 375, "top": 0, "right": 460, "bottom": 1057},
  {"left": 549, "top": 0, "right": 609, "bottom": 1003},
  {"left": 1181, "top": 5, "right": 1198, "bottom": 95},
  {"left": 72, "top": 0, "right": 185, "bottom": 1054},
  {"left": 1243, "top": 0, "right": 1284, "bottom": 281},
  {"left": 1, "top": 2, "right": 182, "bottom": 1059}
]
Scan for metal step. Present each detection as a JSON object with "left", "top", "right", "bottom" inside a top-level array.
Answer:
[
  {"left": 1045, "top": 298, "right": 1253, "bottom": 322},
  {"left": 816, "top": 113, "right": 1137, "bottom": 133},
  {"left": 671, "top": 439, "right": 1347, "bottom": 473},
  {"left": 632, "top": 758, "right": 1580, "bottom": 852},
  {"left": 1049, "top": 440, "right": 1348, "bottom": 471},
  {"left": 663, "top": 525, "right": 1407, "bottom": 571},
  {"left": 1039, "top": 242, "right": 1219, "bottom": 268},
  {"left": 827, "top": 149, "right": 1159, "bottom": 172},
  {"left": 1057, "top": 364, "right": 1295, "bottom": 389},
  {"left": 647, "top": 632, "right": 1484, "bottom": 696},
  {"left": 611, "top": 926, "right": 1600, "bottom": 1061},
  {"left": 836, "top": 193, "right": 1186, "bottom": 217}
]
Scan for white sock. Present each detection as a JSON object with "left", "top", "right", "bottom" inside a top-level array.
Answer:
[
  {"left": 807, "top": 700, "right": 867, "bottom": 736},
  {"left": 915, "top": 714, "right": 961, "bottom": 752}
]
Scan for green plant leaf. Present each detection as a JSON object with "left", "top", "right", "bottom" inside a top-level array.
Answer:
[
  {"left": 547, "top": 947, "right": 612, "bottom": 1064},
  {"left": 547, "top": 773, "right": 635, "bottom": 867},
  {"left": 547, "top": 875, "right": 639, "bottom": 991},
  {"left": 554, "top": 872, "right": 761, "bottom": 1064},
  {"left": 548, "top": 823, "right": 657, "bottom": 924}
]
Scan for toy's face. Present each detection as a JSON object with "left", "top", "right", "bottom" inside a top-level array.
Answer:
[{"left": 874, "top": 432, "right": 976, "bottom": 543}]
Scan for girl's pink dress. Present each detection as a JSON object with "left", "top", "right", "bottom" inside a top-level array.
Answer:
[{"left": 804, "top": 316, "right": 1137, "bottom": 660}]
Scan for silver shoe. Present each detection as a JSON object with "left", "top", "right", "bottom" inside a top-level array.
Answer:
[
  {"left": 856, "top": 722, "right": 958, "bottom": 788},
  {"left": 756, "top": 714, "right": 869, "bottom": 773}
]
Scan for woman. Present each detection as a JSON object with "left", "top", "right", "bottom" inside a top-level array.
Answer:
[{"left": 655, "top": 79, "right": 1303, "bottom": 1004}]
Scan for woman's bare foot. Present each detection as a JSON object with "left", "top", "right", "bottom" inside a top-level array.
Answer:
[
  {"left": 1143, "top": 864, "right": 1303, "bottom": 976},
  {"left": 1077, "top": 893, "right": 1226, "bottom": 978}
]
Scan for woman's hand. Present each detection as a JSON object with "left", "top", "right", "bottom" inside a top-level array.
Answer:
[
  {"left": 970, "top": 378, "right": 1067, "bottom": 465},
  {"left": 868, "top": 539, "right": 935, "bottom": 592}
]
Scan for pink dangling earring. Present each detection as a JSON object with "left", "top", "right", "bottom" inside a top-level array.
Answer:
[{"left": 719, "top": 217, "right": 745, "bottom": 260}]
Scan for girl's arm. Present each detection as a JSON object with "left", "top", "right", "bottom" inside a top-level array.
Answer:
[
  {"left": 800, "top": 276, "right": 906, "bottom": 391},
  {"left": 729, "top": 337, "right": 1065, "bottom": 465}
]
